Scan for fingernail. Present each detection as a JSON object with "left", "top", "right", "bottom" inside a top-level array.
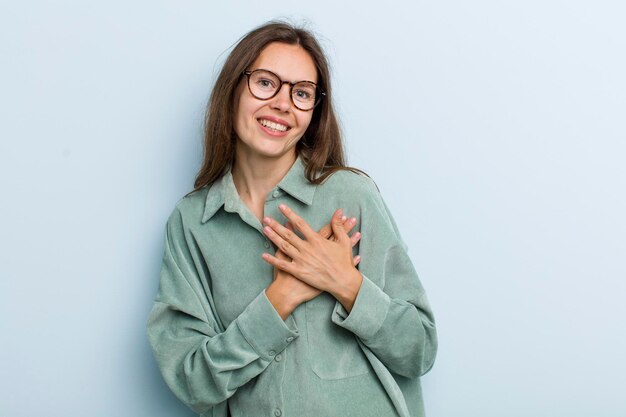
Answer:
[
  {"left": 263, "top": 217, "right": 271, "bottom": 225},
  {"left": 341, "top": 215, "right": 347, "bottom": 222},
  {"left": 263, "top": 226, "right": 272, "bottom": 234},
  {"left": 350, "top": 217, "right": 357, "bottom": 225},
  {"left": 279, "top": 204, "right": 287, "bottom": 211},
  {"left": 337, "top": 208, "right": 343, "bottom": 216}
]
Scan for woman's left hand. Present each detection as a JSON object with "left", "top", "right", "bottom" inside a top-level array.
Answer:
[{"left": 261, "top": 204, "right": 363, "bottom": 312}]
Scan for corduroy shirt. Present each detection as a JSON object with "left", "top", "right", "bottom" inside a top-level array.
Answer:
[{"left": 147, "top": 157, "right": 437, "bottom": 417}]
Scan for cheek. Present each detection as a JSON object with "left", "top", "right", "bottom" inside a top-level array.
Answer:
[
  {"left": 297, "top": 113, "right": 314, "bottom": 132},
  {"left": 234, "top": 100, "right": 257, "bottom": 136},
  {"left": 232, "top": 92, "right": 243, "bottom": 132},
  {"left": 233, "top": 83, "right": 255, "bottom": 127}
]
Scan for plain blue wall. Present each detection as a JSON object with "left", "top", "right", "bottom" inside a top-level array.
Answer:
[{"left": 2, "top": 1, "right": 625, "bottom": 416}]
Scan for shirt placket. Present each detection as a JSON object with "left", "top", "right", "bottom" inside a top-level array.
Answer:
[{"left": 265, "top": 186, "right": 287, "bottom": 417}]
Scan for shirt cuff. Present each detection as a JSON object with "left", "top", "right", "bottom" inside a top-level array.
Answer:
[
  {"left": 331, "top": 274, "right": 390, "bottom": 341},
  {"left": 236, "top": 290, "right": 300, "bottom": 361}
]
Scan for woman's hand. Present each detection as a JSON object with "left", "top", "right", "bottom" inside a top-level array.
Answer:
[
  {"left": 265, "top": 214, "right": 362, "bottom": 320},
  {"left": 262, "top": 204, "right": 364, "bottom": 312}
]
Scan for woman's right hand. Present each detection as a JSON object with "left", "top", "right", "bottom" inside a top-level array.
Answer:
[{"left": 266, "top": 216, "right": 361, "bottom": 320}]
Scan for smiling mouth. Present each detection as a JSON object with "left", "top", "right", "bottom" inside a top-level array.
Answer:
[{"left": 258, "top": 118, "right": 290, "bottom": 132}]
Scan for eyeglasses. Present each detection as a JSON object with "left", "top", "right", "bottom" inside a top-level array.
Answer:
[{"left": 243, "top": 69, "right": 325, "bottom": 111}]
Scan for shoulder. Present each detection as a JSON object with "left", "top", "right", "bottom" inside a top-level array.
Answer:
[
  {"left": 319, "top": 168, "right": 381, "bottom": 198},
  {"left": 318, "top": 168, "right": 387, "bottom": 213},
  {"left": 322, "top": 168, "right": 404, "bottom": 245},
  {"left": 165, "top": 186, "right": 211, "bottom": 233}
]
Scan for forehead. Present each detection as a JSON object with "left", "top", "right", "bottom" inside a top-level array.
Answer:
[{"left": 251, "top": 42, "right": 318, "bottom": 83}]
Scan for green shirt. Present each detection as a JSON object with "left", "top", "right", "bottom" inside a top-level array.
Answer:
[{"left": 147, "top": 157, "right": 437, "bottom": 417}]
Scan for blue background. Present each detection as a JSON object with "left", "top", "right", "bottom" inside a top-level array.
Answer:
[{"left": 1, "top": 1, "right": 625, "bottom": 416}]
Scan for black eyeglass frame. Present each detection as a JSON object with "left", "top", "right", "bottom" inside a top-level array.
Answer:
[{"left": 243, "top": 69, "right": 326, "bottom": 111}]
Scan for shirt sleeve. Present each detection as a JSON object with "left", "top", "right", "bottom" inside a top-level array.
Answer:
[
  {"left": 330, "top": 180, "right": 437, "bottom": 379},
  {"left": 146, "top": 208, "right": 299, "bottom": 415}
]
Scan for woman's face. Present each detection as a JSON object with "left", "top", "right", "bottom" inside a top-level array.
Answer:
[{"left": 233, "top": 42, "right": 317, "bottom": 163}]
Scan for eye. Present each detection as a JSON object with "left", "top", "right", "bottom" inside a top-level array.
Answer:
[
  {"left": 255, "top": 77, "right": 276, "bottom": 90},
  {"left": 295, "top": 90, "right": 311, "bottom": 99},
  {"left": 293, "top": 84, "right": 316, "bottom": 101}
]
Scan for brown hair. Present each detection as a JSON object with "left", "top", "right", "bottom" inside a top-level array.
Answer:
[{"left": 192, "top": 20, "right": 363, "bottom": 192}]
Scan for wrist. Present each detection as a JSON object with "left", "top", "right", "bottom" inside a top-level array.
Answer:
[
  {"left": 330, "top": 269, "right": 363, "bottom": 313},
  {"left": 266, "top": 280, "right": 301, "bottom": 320}
]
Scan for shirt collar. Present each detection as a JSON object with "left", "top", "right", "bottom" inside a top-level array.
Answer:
[
  {"left": 276, "top": 157, "right": 318, "bottom": 205},
  {"left": 202, "top": 156, "right": 317, "bottom": 223}
]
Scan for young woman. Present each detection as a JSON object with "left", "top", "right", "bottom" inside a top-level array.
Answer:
[{"left": 147, "top": 21, "right": 437, "bottom": 417}]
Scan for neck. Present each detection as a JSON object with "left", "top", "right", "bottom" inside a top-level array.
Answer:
[{"left": 231, "top": 149, "right": 297, "bottom": 206}]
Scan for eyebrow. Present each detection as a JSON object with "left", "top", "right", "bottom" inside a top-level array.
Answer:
[{"left": 249, "top": 68, "right": 318, "bottom": 85}]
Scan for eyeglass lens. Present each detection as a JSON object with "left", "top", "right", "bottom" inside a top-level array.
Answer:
[{"left": 248, "top": 70, "right": 318, "bottom": 110}]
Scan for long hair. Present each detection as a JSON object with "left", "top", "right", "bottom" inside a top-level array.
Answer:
[{"left": 192, "top": 21, "right": 361, "bottom": 192}]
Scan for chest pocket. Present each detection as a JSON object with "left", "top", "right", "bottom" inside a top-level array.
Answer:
[{"left": 305, "top": 293, "right": 370, "bottom": 380}]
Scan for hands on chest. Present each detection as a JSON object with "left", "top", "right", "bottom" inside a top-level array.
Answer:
[{"left": 263, "top": 204, "right": 364, "bottom": 319}]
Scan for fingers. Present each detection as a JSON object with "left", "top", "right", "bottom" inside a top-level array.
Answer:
[
  {"left": 317, "top": 222, "right": 332, "bottom": 239},
  {"left": 275, "top": 248, "right": 290, "bottom": 261},
  {"left": 263, "top": 228, "right": 299, "bottom": 259},
  {"left": 289, "top": 209, "right": 359, "bottom": 247},
  {"left": 263, "top": 215, "right": 304, "bottom": 252},
  {"left": 289, "top": 217, "right": 359, "bottom": 248},
  {"left": 353, "top": 255, "right": 361, "bottom": 266},
  {"left": 318, "top": 215, "right": 357, "bottom": 240},
  {"left": 278, "top": 204, "right": 317, "bottom": 240},
  {"left": 350, "top": 230, "right": 362, "bottom": 247},
  {"left": 343, "top": 216, "right": 358, "bottom": 234},
  {"left": 330, "top": 209, "right": 349, "bottom": 244},
  {"left": 275, "top": 221, "right": 292, "bottom": 261},
  {"left": 273, "top": 209, "right": 361, "bottom": 264},
  {"left": 262, "top": 252, "right": 298, "bottom": 276}
]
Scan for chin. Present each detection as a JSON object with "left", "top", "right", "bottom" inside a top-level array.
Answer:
[
  {"left": 256, "top": 147, "right": 294, "bottom": 160},
  {"left": 251, "top": 139, "right": 299, "bottom": 159},
  {"left": 235, "top": 132, "right": 301, "bottom": 161}
]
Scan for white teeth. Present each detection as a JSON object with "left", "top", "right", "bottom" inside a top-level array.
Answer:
[{"left": 259, "top": 119, "right": 288, "bottom": 132}]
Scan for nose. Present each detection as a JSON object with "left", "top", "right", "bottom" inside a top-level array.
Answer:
[{"left": 270, "top": 83, "right": 292, "bottom": 112}]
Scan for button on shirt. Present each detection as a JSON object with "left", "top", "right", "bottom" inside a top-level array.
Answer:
[{"left": 147, "top": 157, "right": 437, "bottom": 417}]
